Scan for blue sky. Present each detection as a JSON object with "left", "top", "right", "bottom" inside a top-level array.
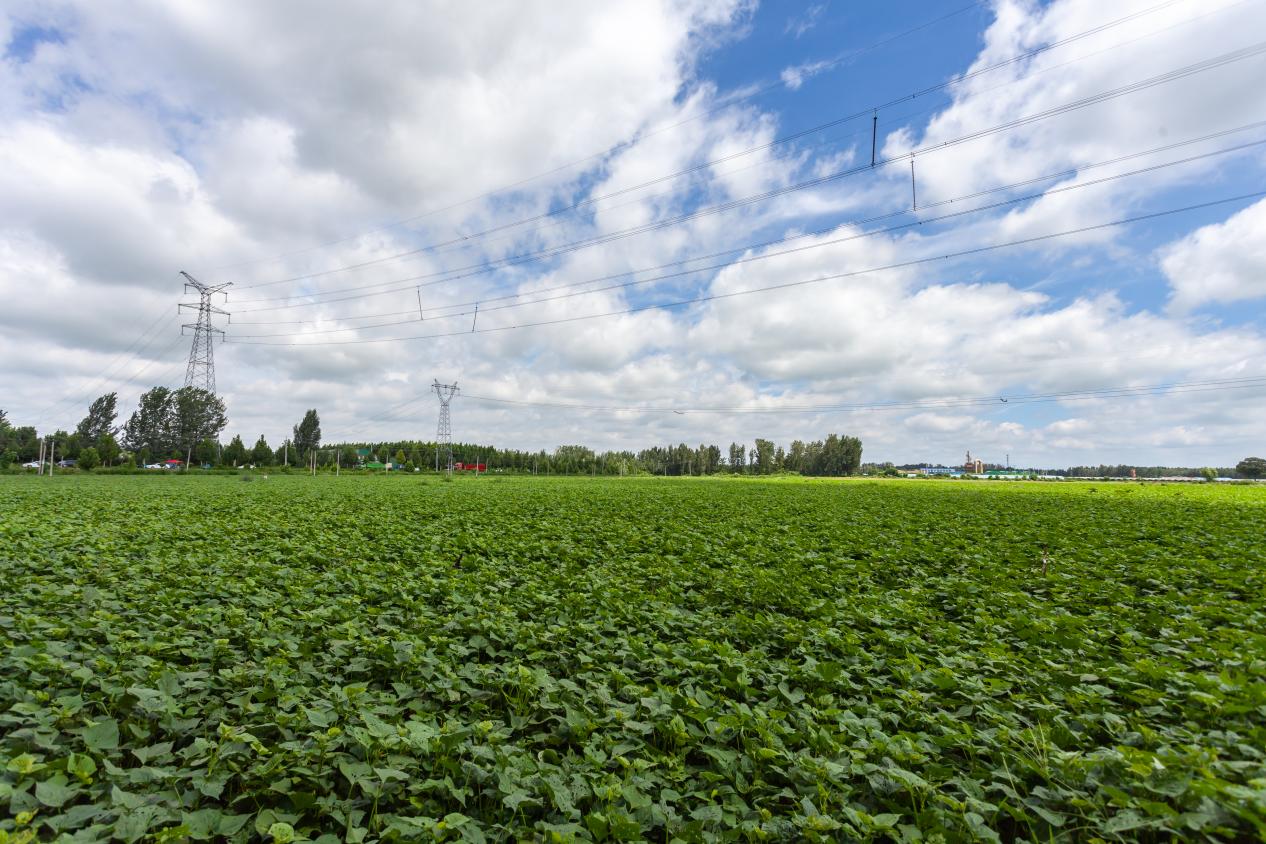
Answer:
[
  {"left": 1, "top": 0, "right": 1264, "bottom": 466},
  {"left": 698, "top": 0, "right": 1265, "bottom": 318}
]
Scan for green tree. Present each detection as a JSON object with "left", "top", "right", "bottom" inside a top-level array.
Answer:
[
  {"left": 195, "top": 438, "right": 219, "bottom": 467},
  {"left": 0, "top": 449, "right": 15, "bottom": 468},
  {"left": 275, "top": 439, "right": 293, "bottom": 466},
  {"left": 753, "top": 438, "right": 776, "bottom": 474},
  {"left": 293, "top": 410, "right": 321, "bottom": 462},
  {"left": 252, "top": 435, "right": 273, "bottom": 466},
  {"left": 98, "top": 433, "right": 120, "bottom": 467},
  {"left": 50, "top": 430, "right": 72, "bottom": 462},
  {"left": 9, "top": 427, "right": 37, "bottom": 461},
  {"left": 171, "top": 387, "right": 227, "bottom": 463},
  {"left": 1200, "top": 466, "right": 1218, "bottom": 482},
  {"left": 77, "top": 446, "right": 101, "bottom": 471},
  {"left": 223, "top": 435, "right": 248, "bottom": 466},
  {"left": 1236, "top": 456, "right": 1266, "bottom": 479},
  {"left": 76, "top": 392, "right": 118, "bottom": 446},
  {"left": 787, "top": 440, "right": 806, "bottom": 473},
  {"left": 123, "top": 387, "right": 175, "bottom": 456},
  {"left": 394, "top": 449, "right": 406, "bottom": 466}
]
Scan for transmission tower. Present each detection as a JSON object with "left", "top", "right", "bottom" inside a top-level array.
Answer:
[
  {"left": 432, "top": 380, "right": 459, "bottom": 475},
  {"left": 178, "top": 271, "right": 232, "bottom": 394}
]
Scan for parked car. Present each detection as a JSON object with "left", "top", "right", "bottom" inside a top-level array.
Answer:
[
  {"left": 56, "top": 459, "right": 77, "bottom": 468},
  {"left": 22, "top": 461, "right": 42, "bottom": 469},
  {"left": 144, "top": 463, "right": 165, "bottom": 470}
]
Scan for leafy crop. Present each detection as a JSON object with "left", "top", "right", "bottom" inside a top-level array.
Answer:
[{"left": 1, "top": 476, "right": 1264, "bottom": 841}]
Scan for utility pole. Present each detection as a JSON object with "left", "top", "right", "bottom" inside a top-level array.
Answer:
[
  {"left": 432, "top": 380, "right": 459, "bottom": 478},
  {"left": 49, "top": 439, "right": 55, "bottom": 476},
  {"left": 178, "top": 271, "right": 231, "bottom": 394},
  {"left": 37, "top": 437, "right": 45, "bottom": 476}
]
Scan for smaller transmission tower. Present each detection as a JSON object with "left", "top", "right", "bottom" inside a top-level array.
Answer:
[
  {"left": 432, "top": 380, "right": 459, "bottom": 476},
  {"left": 178, "top": 271, "right": 232, "bottom": 394}
]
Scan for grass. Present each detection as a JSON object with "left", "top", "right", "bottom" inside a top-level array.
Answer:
[{"left": 1, "top": 474, "right": 1263, "bottom": 841}]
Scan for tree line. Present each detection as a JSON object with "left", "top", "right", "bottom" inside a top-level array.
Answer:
[
  {"left": 0, "top": 392, "right": 865, "bottom": 476},
  {"left": 302, "top": 434, "right": 862, "bottom": 476},
  {"left": 1063, "top": 462, "right": 1265, "bottom": 479},
  {"left": 0, "top": 387, "right": 227, "bottom": 469},
  {"left": 5, "top": 390, "right": 1261, "bottom": 479}
]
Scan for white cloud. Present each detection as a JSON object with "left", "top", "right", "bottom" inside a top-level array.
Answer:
[
  {"left": 878, "top": 0, "right": 1266, "bottom": 229},
  {"left": 1161, "top": 197, "right": 1266, "bottom": 311},
  {"left": 785, "top": 5, "right": 825, "bottom": 39},
  {"left": 780, "top": 59, "right": 832, "bottom": 91}
]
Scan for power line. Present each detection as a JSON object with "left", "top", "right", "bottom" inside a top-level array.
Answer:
[
  {"left": 227, "top": 0, "right": 1205, "bottom": 293},
  {"left": 232, "top": 27, "right": 1266, "bottom": 320},
  {"left": 37, "top": 340, "right": 190, "bottom": 435},
  {"left": 229, "top": 118, "right": 1266, "bottom": 323},
  {"left": 461, "top": 375, "right": 1266, "bottom": 416},
  {"left": 224, "top": 190, "right": 1266, "bottom": 346},
  {"left": 222, "top": 37, "right": 1266, "bottom": 308},
  {"left": 275, "top": 374, "right": 1266, "bottom": 445},
  {"left": 34, "top": 0, "right": 1243, "bottom": 433},
  {"left": 28, "top": 307, "right": 178, "bottom": 428},
  {"left": 210, "top": 2, "right": 989, "bottom": 274},
  {"left": 322, "top": 391, "right": 438, "bottom": 445},
  {"left": 222, "top": 132, "right": 1266, "bottom": 335}
]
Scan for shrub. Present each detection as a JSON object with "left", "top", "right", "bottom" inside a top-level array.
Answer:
[{"left": 77, "top": 447, "right": 101, "bottom": 471}]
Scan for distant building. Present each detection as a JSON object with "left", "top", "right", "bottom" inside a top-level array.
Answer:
[
  {"left": 964, "top": 451, "right": 984, "bottom": 474},
  {"left": 921, "top": 466, "right": 956, "bottom": 475}
]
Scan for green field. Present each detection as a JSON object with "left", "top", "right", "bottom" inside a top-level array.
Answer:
[{"left": 1, "top": 475, "right": 1264, "bottom": 842}]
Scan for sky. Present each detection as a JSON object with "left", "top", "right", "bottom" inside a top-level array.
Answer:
[{"left": 2, "top": 0, "right": 1264, "bottom": 468}]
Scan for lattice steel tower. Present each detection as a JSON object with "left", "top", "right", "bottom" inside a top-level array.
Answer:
[
  {"left": 432, "top": 380, "right": 459, "bottom": 474},
  {"left": 178, "top": 271, "right": 232, "bottom": 394}
]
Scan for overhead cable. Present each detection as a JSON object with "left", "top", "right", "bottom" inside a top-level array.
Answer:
[
  {"left": 222, "top": 190, "right": 1266, "bottom": 346},
  {"left": 227, "top": 0, "right": 1210, "bottom": 292},
  {"left": 222, "top": 38, "right": 1266, "bottom": 309},
  {"left": 223, "top": 132, "right": 1266, "bottom": 335}
]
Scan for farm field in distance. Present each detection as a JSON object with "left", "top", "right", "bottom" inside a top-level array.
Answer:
[{"left": 1, "top": 475, "right": 1264, "bottom": 842}]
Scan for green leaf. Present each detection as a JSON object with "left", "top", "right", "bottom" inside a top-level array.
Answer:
[
  {"left": 67, "top": 751, "right": 97, "bottom": 781},
  {"left": 183, "top": 809, "right": 224, "bottom": 840},
  {"left": 219, "top": 813, "right": 254, "bottom": 836},
  {"left": 268, "top": 821, "right": 296, "bottom": 843},
  {"left": 83, "top": 718, "right": 120, "bottom": 751},
  {"left": 35, "top": 774, "right": 78, "bottom": 808},
  {"left": 1103, "top": 811, "right": 1156, "bottom": 834},
  {"left": 114, "top": 806, "right": 163, "bottom": 844}
]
